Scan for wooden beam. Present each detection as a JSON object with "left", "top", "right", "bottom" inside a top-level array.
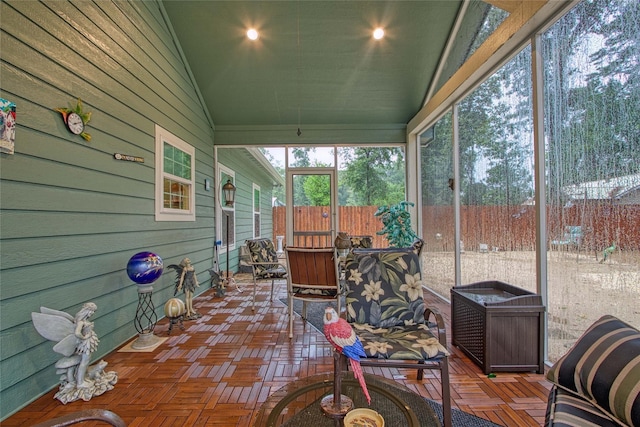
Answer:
[{"left": 484, "top": 0, "right": 522, "bottom": 14}]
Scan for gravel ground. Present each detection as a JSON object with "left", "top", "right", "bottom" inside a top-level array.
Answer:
[{"left": 422, "top": 249, "right": 640, "bottom": 362}]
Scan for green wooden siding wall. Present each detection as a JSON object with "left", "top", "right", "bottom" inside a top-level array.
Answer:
[{"left": 0, "top": 0, "right": 224, "bottom": 419}]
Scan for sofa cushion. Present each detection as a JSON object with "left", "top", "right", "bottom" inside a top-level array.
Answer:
[
  {"left": 546, "top": 315, "right": 640, "bottom": 427},
  {"left": 545, "top": 386, "right": 619, "bottom": 427}
]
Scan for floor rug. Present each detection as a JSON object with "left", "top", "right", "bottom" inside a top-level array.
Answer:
[
  {"left": 278, "top": 297, "right": 335, "bottom": 333},
  {"left": 425, "top": 399, "right": 503, "bottom": 427}
]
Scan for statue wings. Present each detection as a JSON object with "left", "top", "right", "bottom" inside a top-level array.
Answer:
[
  {"left": 31, "top": 307, "right": 78, "bottom": 357},
  {"left": 167, "top": 264, "right": 183, "bottom": 295}
]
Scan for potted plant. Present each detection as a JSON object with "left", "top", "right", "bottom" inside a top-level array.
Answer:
[{"left": 374, "top": 201, "right": 418, "bottom": 247}]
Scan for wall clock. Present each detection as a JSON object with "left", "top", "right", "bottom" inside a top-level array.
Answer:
[{"left": 55, "top": 98, "right": 92, "bottom": 141}]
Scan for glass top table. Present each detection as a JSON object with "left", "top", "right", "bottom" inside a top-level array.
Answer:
[{"left": 253, "top": 372, "right": 441, "bottom": 427}]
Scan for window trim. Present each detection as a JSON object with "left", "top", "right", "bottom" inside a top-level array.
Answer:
[
  {"left": 155, "top": 124, "right": 196, "bottom": 222},
  {"left": 218, "top": 164, "right": 236, "bottom": 253}
]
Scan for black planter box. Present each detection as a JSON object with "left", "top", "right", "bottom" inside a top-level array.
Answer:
[{"left": 451, "top": 281, "right": 545, "bottom": 374}]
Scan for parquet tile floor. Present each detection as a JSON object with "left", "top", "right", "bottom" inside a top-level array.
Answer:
[{"left": 5, "top": 275, "right": 551, "bottom": 426}]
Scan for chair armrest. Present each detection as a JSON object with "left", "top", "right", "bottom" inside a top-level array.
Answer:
[
  {"left": 424, "top": 307, "right": 448, "bottom": 349},
  {"left": 247, "top": 261, "right": 287, "bottom": 271},
  {"left": 32, "top": 409, "right": 126, "bottom": 427},
  {"left": 247, "top": 261, "right": 285, "bottom": 267}
]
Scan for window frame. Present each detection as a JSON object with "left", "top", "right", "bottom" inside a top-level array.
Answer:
[
  {"left": 253, "top": 183, "right": 261, "bottom": 239},
  {"left": 155, "top": 124, "right": 196, "bottom": 222}
]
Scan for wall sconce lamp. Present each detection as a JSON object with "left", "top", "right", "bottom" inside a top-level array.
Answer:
[{"left": 223, "top": 179, "right": 236, "bottom": 207}]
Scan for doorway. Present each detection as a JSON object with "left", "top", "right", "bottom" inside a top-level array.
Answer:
[{"left": 286, "top": 168, "right": 337, "bottom": 248}]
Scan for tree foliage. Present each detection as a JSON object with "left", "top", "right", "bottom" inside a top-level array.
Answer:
[
  {"left": 544, "top": 0, "right": 640, "bottom": 203},
  {"left": 422, "top": 0, "right": 639, "bottom": 208},
  {"left": 341, "top": 147, "right": 404, "bottom": 206},
  {"left": 303, "top": 171, "right": 330, "bottom": 206}
]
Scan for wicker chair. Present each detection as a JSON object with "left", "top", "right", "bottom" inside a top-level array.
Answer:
[
  {"left": 246, "top": 238, "right": 287, "bottom": 310},
  {"left": 343, "top": 239, "right": 452, "bottom": 427}
]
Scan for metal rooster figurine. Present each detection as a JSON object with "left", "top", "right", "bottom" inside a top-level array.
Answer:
[{"left": 323, "top": 306, "right": 371, "bottom": 405}]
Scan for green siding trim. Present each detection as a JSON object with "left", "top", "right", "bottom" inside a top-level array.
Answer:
[{"left": 0, "top": 0, "right": 221, "bottom": 419}]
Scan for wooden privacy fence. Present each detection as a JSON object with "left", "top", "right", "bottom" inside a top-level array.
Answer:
[
  {"left": 272, "top": 206, "right": 387, "bottom": 248},
  {"left": 273, "top": 204, "right": 640, "bottom": 252}
]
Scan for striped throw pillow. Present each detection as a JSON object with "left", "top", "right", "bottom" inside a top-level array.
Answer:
[
  {"left": 546, "top": 315, "right": 640, "bottom": 427},
  {"left": 546, "top": 386, "right": 619, "bottom": 427}
]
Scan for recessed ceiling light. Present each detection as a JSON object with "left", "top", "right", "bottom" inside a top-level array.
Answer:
[
  {"left": 247, "top": 28, "right": 259, "bottom": 40},
  {"left": 373, "top": 28, "right": 385, "bottom": 40}
]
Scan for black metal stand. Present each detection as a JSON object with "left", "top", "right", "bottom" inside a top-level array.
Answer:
[
  {"left": 320, "top": 351, "right": 353, "bottom": 422},
  {"left": 226, "top": 214, "right": 230, "bottom": 286},
  {"left": 132, "top": 285, "right": 161, "bottom": 349},
  {"left": 167, "top": 314, "right": 185, "bottom": 335}
]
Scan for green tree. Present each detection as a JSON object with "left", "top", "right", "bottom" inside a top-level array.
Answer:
[
  {"left": 303, "top": 173, "right": 331, "bottom": 206},
  {"left": 341, "top": 147, "right": 404, "bottom": 206},
  {"left": 291, "top": 148, "right": 313, "bottom": 205}
]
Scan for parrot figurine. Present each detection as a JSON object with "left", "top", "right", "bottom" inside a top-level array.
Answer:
[
  {"left": 600, "top": 242, "right": 616, "bottom": 263},
  {"left": 323, "top": 306, "right": 371, "bottom": 405}
]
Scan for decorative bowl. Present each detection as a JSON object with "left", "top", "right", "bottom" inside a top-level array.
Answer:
[{"left": 344, "top": 408, "right": 384, "bottom": 427}]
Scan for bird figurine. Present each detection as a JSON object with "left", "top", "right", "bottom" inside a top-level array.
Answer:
[{"left": 323, "top": 306, "right": 371, "bottom": 405}]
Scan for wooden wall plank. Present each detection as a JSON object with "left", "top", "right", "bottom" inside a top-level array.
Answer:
[{"left": 0, "top": 0, "right": 222, "bottom": 419}]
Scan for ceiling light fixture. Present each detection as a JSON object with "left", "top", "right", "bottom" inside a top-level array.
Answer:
[
  {"left": 247, "top": 28, "right": 259, "bottom": 40},
  {"left": 373, "top": 27, "right": 385, "bottom": 40}
]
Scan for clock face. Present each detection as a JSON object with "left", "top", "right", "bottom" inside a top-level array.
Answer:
[{"left": 66, "top": 112, "right": 84, "bottom": 135}]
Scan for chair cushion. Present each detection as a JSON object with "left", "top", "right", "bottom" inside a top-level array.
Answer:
[
  {"left": 352, "top": 323, "right": 449, "bottom": 360},
  {"left": 545, "top": 386, "right": 619, "bottom": 427},
  {"left": 546, "top": 315, "right": 640, "bottom": 427},
  {"left": 291, "top": 286, "right": 337, "bottom": 297},
  {"left": 344, "top": 240, "right": 424, "bottom": 328},
  {"left": 246, "top": 239, "right": 279, "bottom": 275}
]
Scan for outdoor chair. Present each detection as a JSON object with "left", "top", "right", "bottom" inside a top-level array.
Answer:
[
  {"left": 285, "top": 247, "right": 341, "bottom": 339},
  {"left": 343, "top": 239, "right": 452, "bottom": 427},
  {"left": 550, "top": 225, "right": 583, "bottom": 250},
  {"left": 349, "top": 235, "right": 373, "bottom": 249},
  {"left": 246, "top": 238, "right": 287, "bottom": 311}
]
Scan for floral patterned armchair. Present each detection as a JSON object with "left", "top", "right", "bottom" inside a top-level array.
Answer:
[
  {"left": 344, "top": 239, "right": 452, "bottom": 427},
  {"left": 246, "top": 238, "right": 287, "bottom": 310}
]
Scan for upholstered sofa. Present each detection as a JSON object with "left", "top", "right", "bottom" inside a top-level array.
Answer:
[{"left": 545, "top": 315, "right": 640, "bottom": 426}]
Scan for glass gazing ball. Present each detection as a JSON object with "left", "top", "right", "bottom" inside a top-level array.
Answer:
[
  {"left": 127, "top": 252, "right": 163, "bottom": 285},
  {"left": 164, "top": 298, "right": 185, "bottom": 318}
]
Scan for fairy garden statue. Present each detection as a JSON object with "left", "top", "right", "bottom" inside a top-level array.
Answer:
[
  {"left": 31, "top": 302, "right": 118, "bottom": 404},
  {"left": 168, "top": 257, "right": 201, "bottom": 319}
]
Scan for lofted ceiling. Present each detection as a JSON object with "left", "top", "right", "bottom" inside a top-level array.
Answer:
[{"left": 161, "top": 1, "right": 465, "bottom": 133}]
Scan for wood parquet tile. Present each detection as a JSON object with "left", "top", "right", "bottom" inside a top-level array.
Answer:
[{"left": 4, "top": 276, "right": 551, "bottom": 426}]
